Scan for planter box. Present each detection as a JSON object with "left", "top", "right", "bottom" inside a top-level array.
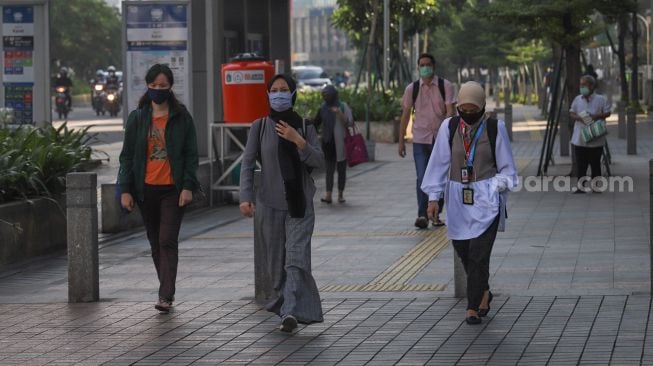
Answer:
[
  {"left": 354, "top": 119, "right": 399, "bottom": 143},
  {"left": 0, "top": 197, "right": 66, "bottom": 266}
]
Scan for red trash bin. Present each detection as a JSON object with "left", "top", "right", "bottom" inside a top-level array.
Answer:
[{"left": 222, "top": 54, "right": 274, "bottom": 123}]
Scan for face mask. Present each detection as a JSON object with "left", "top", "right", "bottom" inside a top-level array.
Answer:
[
  {"left": 268, "top": 90, "right": 295, "bottom": 112},
  {"left": 148, "top": 88, "right": 171, "bottom": 104},
  {"left": 458, "top": 107, "right": 485, "bottom": 125},
  {"left": 580, "top": 86, "right": 590, "bottom": 96},
  {"left": 419, "top": 66, "right": 434, "bottom": 78}
]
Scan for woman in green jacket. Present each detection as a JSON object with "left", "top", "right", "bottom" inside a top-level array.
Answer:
[{"left": 118, "top": 64, "right": 199, "bottom": 313}]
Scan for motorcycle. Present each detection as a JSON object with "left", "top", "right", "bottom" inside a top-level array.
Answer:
[
  {"left": 91, "top": 82, "right": 105, "bottom": 116},
  {"left": 54, "top": 86, "right": 70, "bottom": 119},
  {"left": 104, "top": 88, "right": 121, "bottom": 117}
]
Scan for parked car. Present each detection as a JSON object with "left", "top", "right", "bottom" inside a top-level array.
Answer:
[{"left": 292, "top": 65, "right": 332, "bottom": 90}]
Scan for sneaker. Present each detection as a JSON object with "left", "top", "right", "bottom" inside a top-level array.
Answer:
[
  {"left": 280, "top": 315, "right": 298, "bottom": 332},
  {"left": 414, "top": 217, "right": 428, "bottom": 229},
  {"left": 155, "top": 299, "right": 172, "bottom": 313}
]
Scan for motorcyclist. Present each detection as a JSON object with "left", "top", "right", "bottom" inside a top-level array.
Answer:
[
  {"left": 91, "top": 69, "right": 106, "bottom": 85},
  {"left": 106, "top": 66, "right": 120, "bottom": 90},
  {"left": 90, "top": 69, "right": 106, "bottom": 113},
  {"left": 105, "top": 65, "right": 121, "bottom": 103},
  {"left": 54, "top": 67, "right": 73, "bottom": 109}
]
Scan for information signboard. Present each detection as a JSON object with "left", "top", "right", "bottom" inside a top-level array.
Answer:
[
  {"left": 124, "top": 3, "right": 190, "bottom": 112},
  {"left": 2, "top": 5, "right": 34, "bottom": 125}
]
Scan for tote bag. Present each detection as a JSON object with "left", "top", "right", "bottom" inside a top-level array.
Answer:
[{"left": 344, "top": 124, "right": 368, "bottom": 167}]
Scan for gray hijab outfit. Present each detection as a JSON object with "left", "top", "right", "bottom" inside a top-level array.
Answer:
[{"left": 240, "top": 107, "right": 325, "bottom": 324}]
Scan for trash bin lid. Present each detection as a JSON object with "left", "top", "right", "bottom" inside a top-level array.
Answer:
[{"left": 229, "top": 53, "right": 266, "bottom": 62}]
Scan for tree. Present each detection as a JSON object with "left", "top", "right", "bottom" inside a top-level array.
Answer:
[
  {"left": 50, "top": 0, "right": 122, "bottom": 80},
  {"left": 486, "top": 0, "right": 637, "bottom": 107},
  {"left": 332, "top": 0, "right": 466, "bottom": 87}
]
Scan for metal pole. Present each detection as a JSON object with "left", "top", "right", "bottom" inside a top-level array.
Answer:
[
  {"left": 650, "top": 159, "right": 653, "bottom": 293},
  {"left": 398, "top": 18, "right": 404, "bottom": 87},
  {"left": 618, "top": 101, "right": 626, "bottom": 139},
  {"left": 627, "top": 106, "right": 637, "bottom": 155},
  {"left": 505, "top": 103, "right": 513, "bottom": 142},
  {"left": 383, "top": 0, "right": 389, "bottom": 89},
  {"left": 66, "top": 172, "right": 99, "bottom": 303}
]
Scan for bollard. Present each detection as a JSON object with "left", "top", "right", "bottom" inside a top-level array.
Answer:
[
  {"left": 650, "top": 160, "right": 653, "bottom": 293},
  {"left": 627, "top": 106, "right": 637, "bottom": 155},
  {"left": 505, "top": 103, "right": 513, "bottom": 142},
  {"left": 618, "top": 101, "right": 626, "bottom": 139},
  {"left": 454, "top": 253, "right": 467, "bottom": 298},
  {"left": 253, "top": 169, "right": 273, "bottom": 303},
  {"left": 66, "top": 172, "right": 99, "bottom": 303}
]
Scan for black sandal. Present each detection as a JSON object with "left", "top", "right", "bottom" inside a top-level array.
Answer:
[
  {"left": 465, "top": 315, "right": 482, "bottom": 325},
  {"left": 320, "top": 198, "right": 332, "bottom": 204},
  {"left": 479, "top": 291, "right": 493, "bottom": 317}
]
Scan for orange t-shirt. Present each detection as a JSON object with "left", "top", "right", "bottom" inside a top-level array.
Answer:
[{"left": 145, "top": 114, "right": 174, "bottom": 185}]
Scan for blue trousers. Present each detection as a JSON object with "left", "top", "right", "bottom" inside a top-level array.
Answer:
[{"left": 413, "top": 142, "right": 443, "bottom": 218}]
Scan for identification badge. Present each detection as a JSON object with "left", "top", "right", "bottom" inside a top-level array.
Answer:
[
  {"left": 462, "top": 187, "right": 474, "bottom": 205},
  {"left": 460, "top": 167, "right": 469, "bottom": 183},
  {"left": 461, "top": 167, "right": 470, "bottom": 184}
]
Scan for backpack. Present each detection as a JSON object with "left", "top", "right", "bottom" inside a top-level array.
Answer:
[
  {"left": 411, "top": 77, "right": 446, "bottom": 115},
  {"left": 256, "top": 117, "right": 313, "bottom": 173},
  {"left": 447, "top": 116, "right": 499, "bottom": 167}
]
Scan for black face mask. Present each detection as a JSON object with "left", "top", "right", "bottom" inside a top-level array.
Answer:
[
  {"left": 458, "top": 107, "right": 485, "bottom": 124},
  {"left": 148, "top": 88, "right": 171, "bottom": 104}
]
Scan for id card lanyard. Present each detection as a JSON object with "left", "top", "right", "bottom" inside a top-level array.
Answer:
[{"left": 459, "top": 119, "right": 486, "bottom": 183}]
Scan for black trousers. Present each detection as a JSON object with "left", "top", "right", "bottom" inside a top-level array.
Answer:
[
  {"left": 138, "top": 184, "right": 185, "bottom": 302},
  {"left": 452, "top": 215, "right": 500, "bottom": 311},
  {"left": 325, "top": 159, "right": 347, "bottom": 192},
  {"left": 574, "top": 145, "right": 603, "bottom": 181}
]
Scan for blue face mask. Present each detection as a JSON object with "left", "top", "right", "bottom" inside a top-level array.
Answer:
[
  {"left": 268, "top": 90, "right": 295, "bottom": 112},
  {"left": 579, "top": 86, "right": 591, "bottom": 96}
]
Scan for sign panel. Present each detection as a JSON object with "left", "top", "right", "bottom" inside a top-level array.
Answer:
[
  {"left": 2, "top": 5, "right": 34, "bottom": 125},
  {"left": 124, "top": 3, "right": 189, "bottom": 110},
  {"left": 224, "top": 70, "right": 265, "bottom": 85}
]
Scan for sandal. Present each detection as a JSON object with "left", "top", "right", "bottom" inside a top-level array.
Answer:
[
  {"left": 320, "top": 198, "right": 332, "bottom": 204},
  {"left": 432, "top": 218, "right": 445, "bottom": 227},
  {"left": 338, "top": 197, "right": 346, "bottom": 203}
]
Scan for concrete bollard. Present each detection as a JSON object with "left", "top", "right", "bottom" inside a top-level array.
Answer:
[
  {"left": 66, "top": 172, "right": 99, "bottom": 303},
  {"left": 627, "top": 106, "right": 637, "bottom": 155},
  {"left": 650, "top": 160, "right": 653, "bottom": 293},
  {"left": 253, "top": 169, "right": 273, "bottom": 304},
  {"left": 454, "top": 252, "right": 467, "bottom": 298},
  {"left": 505, "top": 103, "right": 513, "bottom": 142},
  {"left": 618, "top": 101, "right": 626, "bottom": 139}
]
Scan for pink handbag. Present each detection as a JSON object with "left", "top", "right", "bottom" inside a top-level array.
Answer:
[{"left": 344, "top": 125, "right": 369, "bottom": 167}]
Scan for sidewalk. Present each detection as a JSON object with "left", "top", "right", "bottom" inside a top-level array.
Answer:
[{"left": 1, "top": 104, "right": 652, "bottom": 365}]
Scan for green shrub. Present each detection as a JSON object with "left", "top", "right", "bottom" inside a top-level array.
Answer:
[
  {"left": 296, "top": 88, "right": 403, "bottom": 122},
  {"left": 0, "top": 123, "right": 94, "bottom": 203}
]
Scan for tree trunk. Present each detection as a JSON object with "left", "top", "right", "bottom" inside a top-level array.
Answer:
[
  {"left": 618, "top": 15, "right": 629, "bottom": 102},
  {"left": 631, "top": 11, "right": 639, "bottom": 105},
  {"left": 366, "top": 2, "right": 379, "bottom": 93}
]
